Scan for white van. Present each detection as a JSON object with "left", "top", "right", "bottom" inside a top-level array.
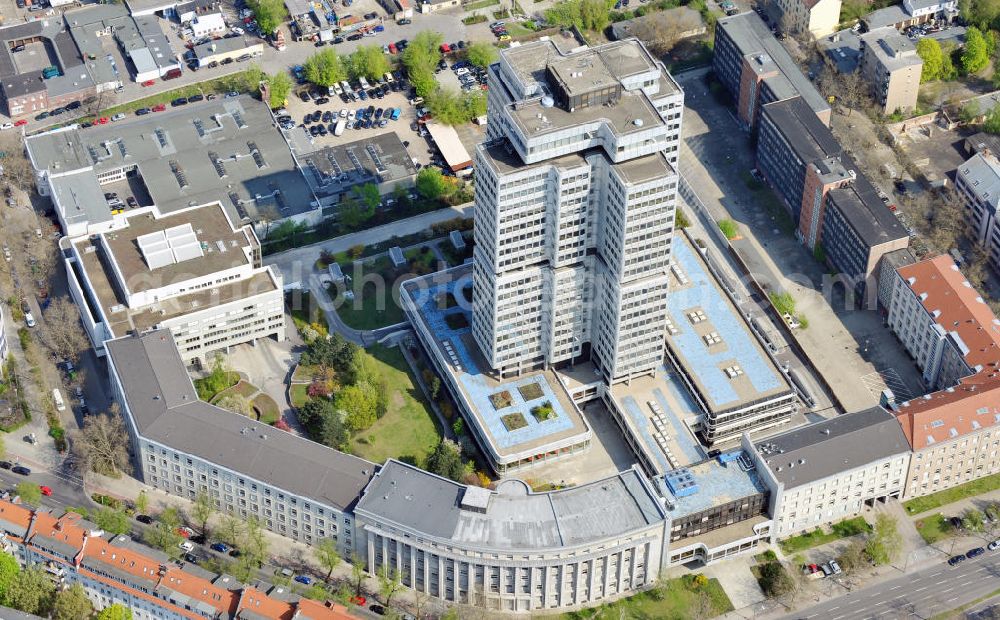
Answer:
[
  {"left": 358, "top": 76, "right": 370, "bottom": 90},
  {"left": 52, "top": 389, "right": 66, "bottom": 412}
]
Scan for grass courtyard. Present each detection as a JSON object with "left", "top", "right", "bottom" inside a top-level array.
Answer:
[
  {"left": 915, "top": 513, "right": 953, "bottom": 545},
  {"left": 778, "top": 516, "right": 870, "bottom": 554},
  {"left": 903, "top": 472, "right": 1000, "bottom": 515},
  {"left": 330, "top": 256, "right": 408, "bottom": 331},
  {"left": 346, "top": 345, "right": 443, "bottom": 467},
  {"left": 559, "top": 574, "right": 733, "bottom": 620}
]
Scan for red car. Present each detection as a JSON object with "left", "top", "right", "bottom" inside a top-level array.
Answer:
[
  {"left": 177, "top": 526, "right": 195, "bottom": 538},
  {"left": 13, "top": 119, "right": 27, "bottom": 127},
  {"left": 439, "top": 43, "right": 450, "bottom": 53},
  {"left": 349, "top": 596, "right": 366, "bottom": 606},
  {"left": 388, "top": 42, "right": 397, "bottom": 54},
  {"left": 141, "top": 79, "right": 155, "bottom": 87},
  {"left": 152, "top": 103, "right": 166, "bottom": 112},
  {"left": 95, "top": 117, "right": 109, "bottom": 125},
  {"left": 39, "top": 486, "right": 52, "bottom": 496}
]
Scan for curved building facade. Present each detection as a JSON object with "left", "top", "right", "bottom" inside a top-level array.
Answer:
[{"left": 353, "top": 460, "right": 668, "bottom": 613}]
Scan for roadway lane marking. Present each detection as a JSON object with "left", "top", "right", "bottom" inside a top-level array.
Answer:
[
  {"left": 948, "top": 596, "right": 960, "bottom": 602},
  {"left": 828, "top": 606, "right": 839, "bottom": 611},
  {"left": 914, "top": 586, "right": 928, "bottom": 592},
  {"left": 890, "top": 585, "right": 902, "bottom": 590},
  {"left": 942, "top": 586, "right": 955, "bottom": 592}
]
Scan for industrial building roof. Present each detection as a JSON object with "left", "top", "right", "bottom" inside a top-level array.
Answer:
[
  {"left": 665, "top": 236, "right": 792, "bottom": 414},
  {"left": 297, "top": 132, "right": 418, "bottom": 197},
  {"left": 827, "top": 182, "right": 909, "bottom": 248},
  {"left": 192, "top": 36, "right": 258, "bottom": 59},
  {"left": 106, "top": 330, "right": 377, "bottom": 512},
  {"left": 425, "top": 122, "right": 473, "bottom": 172},
  {"left": 716, "top": 12, "right": 831, "bottom": 119},
  {"left": 26, "top": 96, "right": 315, "bottom": 227},
  {"left": 755, "top": 407, "right": 910, "bottom": 488},
  {"left": 355, "top": 460, "right": 666, "bottom": 550}
]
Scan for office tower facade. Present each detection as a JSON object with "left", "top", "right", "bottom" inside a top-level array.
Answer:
[{"left": 472, "top": 38, "right": 683, "bottom": 384}]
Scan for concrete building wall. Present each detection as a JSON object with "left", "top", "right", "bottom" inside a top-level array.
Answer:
[{"left": 905, "top": 426, "right": 1000, "bottom": 498}]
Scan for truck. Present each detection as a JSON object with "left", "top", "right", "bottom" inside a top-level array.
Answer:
[{"left": 334, "top": 118, "right": 346, "bottom": 136}]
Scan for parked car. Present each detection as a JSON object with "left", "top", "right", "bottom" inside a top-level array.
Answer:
[
  {"left": 190, "top": 535, "right": 206, "bottom": 545},
  {"left": 829, "top": 560, "right": 842, "bottom": 574},
  {"left": 948, "top": 555, "right": 966, "bottom": 566},
  {"left": 184, "top": 553, "right": 198, "bottom": 563},
  {"left": 294, "top": 575, "right": 312, "bottom": 585},
  {"left": 39, "top": 486, "right": 52, "bottom": 496},
  {"left": 135, "top": 107, "right": 151, "bottom": 116},
  {"left": 350, "top": 595, "right": 366, "bottom": 606},
  {"left": 968, "top": 547, "right": 986, "bottom": 559},
  {"left": 177, "top": 526, "right": 195, "bottom": 538},
  {"left": 152, "top": 104, "right": 166, "bottom": 112},
  {"left": 179, "top": 541, "right": 194, "bottom": 552},
  {"left": 989, "top": 540, "right": 1000, "bottom": 551},
  {"left": 0, "top": 462, "right": 11, "bottom": 470},
  {"left": 24, "top": 312, "right": 35, "bottom": 328},
  {"left": 11, "top": 466, "right": 30, "bottom": 476},
  {"left": 136, "top": 514, "right": 153, "bottom": 524},
  {"left": 370, "top": 604, "right": 385, "bottom": 616},
  {"left": 211, "top": 542, "right": 230, "bottom": 553}
]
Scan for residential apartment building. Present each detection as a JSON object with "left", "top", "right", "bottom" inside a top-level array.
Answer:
[
  {"left": 859, "top": 27, "right": 923, "bottom": 115},
  {"left": 0, "top": 501, "right": 353, "bottom": 619},
  {"left": 745, "top": 406, "right": 910, "bottom": 539},
  {"left": 712, "top": 12, "right": 831, "bottom": 131},
  {"left": 955, "top": 151, "right": 1000, "bottom": 271},
  {"left": 769, "top": 0, "right": 842, "bottom": 38},
  {"left": 476, "top": 38, "right": 681, "bottom": 384},
  {"left": 352, "top": 459, "right": 669, "bottom": 613},
  {"left": 756, "top": 96, "right": 909, "bottom": 295},
  {"left": 105, "top": 329, "right": 376, "bottom": 559},
  {"left": 62, "top": 202, "right": 285, "bottom": 366},
  {"left": 0, "top": 304, "right": 6, "bottom": 377},
  {"left": 886, "top": 254, "right": 999, "bottom": 391}
]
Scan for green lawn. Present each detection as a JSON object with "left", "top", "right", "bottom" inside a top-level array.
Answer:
[
  {"left": 915, "top": 513, "right": 953, "bottom": 545},
  {"left": 558, "top": 574, "right": 733, "bottom": 619},
  {"left": 778, "top": 517, "right": 870, "bottom": 554},
  {"left": 332, "top": 257, "right": 407, "bottom": 330},
  {"left": 290, "top": 383, "right": 310, "bottom": 409},
  {"left": 251, "top": 394, "right": 281, "bottom": 425},
  {"left": 904, "top": 473, "right": 1000, "bottom": 515},
  {"left": 347, "top": 345, "right": 443, "bottom": 467},
  {"left": 209, "top": 381, "right": 259, "bottom": 404}
]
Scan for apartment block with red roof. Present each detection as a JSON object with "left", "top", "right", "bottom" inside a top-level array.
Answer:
[
  {"left": 0, "top": 501, "right": 354, "bottom": 620},
  {"left": 884, "top": 253, "right": 1000, "bottom": 499}
]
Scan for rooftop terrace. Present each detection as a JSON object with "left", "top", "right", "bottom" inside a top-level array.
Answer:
[
  {"left": 659, "top": 453, "right": 766, "bottom": 519},
  {"left": 402, "top": 266, "right": 592, "bottom": 464},
  {"left": 665, "top": 237, "right": 791, "bottom": 414}
]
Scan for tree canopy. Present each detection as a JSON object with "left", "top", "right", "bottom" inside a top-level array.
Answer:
[
  {"left": 299, "top": 398, "right": 349, "bottom": 449},
  {"left": 304, "top": 48, "right": 347, "bottom": 87},
  {"left": 402, "top": 31, "right": 444, "bottom": 98},
  {"left": 415, "top": 166, "right": 451, "bottom": 199},
  {"left": 426, "top": 88, "right": 486, "bottom": 125},
  {"left": 545, "top": 0, "right": 612, "bottom": 31},
  {"left": 246, "top": 0, "right": 287, "bottom": 35},
  {"left": 963, "top": 26, "right": 991, "bottom": 74},
  {"left": 916, "top": 38, "right": 946, "bottom": 82},
  {"left": 349, "top": 45, "right": 391, "bottom": 81},
  {"left": 267, "top": 71, "right": 293, "bottom": 108},
  {"left": 300, "top": 333, "right": 359, "bottom": 379},
  {"left": 465, "top": 41, "right": 498, "bottom": 69},
  {"left": 97, "top": 604, "right": 134, "bottom": 620},
  {"left": 426, "top": 439, "right": 469, "bottom": 481}
]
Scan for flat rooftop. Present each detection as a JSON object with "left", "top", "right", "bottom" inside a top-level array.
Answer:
[
  {"left": 71, "top": 203, "right": 278, "bottom": 336},
  {"left": 666, "top": 236, "right": 792, "bottom": 413},
  {"left": 755, "top": 406, "right": 909, "bottom": 488},
  {"left": 296, "top": 132, "right": 417, "bottom": 197},
  {"left": 106, "top": 330, "right": 376, "bottom": 512},
  {"left": 26, "top": 95, "right": 314, "bottom": 226},
  {"left": 608, "top": 369, "right": 706, "bottom": 474},
  {"left": 508, "top": 87, "right": 663, "bottom": 138},
  {"left": 659, "top": 453, "right": 765, "bottom": 519},
  {"left": 717, "top": 12, "right": 831, "bottom": 119},
  {"left": 401, "top": 266, "right": 592, "bottom": 462},
  {"left": 355, "top": 460, "right": 665, "bottom": 550}
]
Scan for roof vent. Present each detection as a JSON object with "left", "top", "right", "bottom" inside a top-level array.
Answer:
[
  {"left": 540, "top": 96, "right": 554, "bottom": 108},
  {"left": 633, "top": 118, "right": 643, "bottom": 127}
]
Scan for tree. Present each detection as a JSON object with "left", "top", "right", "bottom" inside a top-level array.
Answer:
[
  {"left": 378, "top": 565, "right": 403, "bottom": 608},
  {"left": 409, "top": 67, "right": 437, "bottom": 98},
  {"left": 315, "top": 537, "right": 342, "bottom": 582},
  {"left": 93, "top": 506, "right": 130, "bottom": 536},
  {"left": 351, "top": 553, "right": 366, "bottom": 595},
  {"left": 135, "top": 490, "right": 149, "bottom": 516},
  {"left": 96, "top": 604, "right": 133, "bottom": 620},
  {"left": 465, "top": 90, "right": 487, "bottom": 119},
  {"left": 963, "top": 508, "right": 986, "bottom": 532},
  {"left": 300, "top": 332, "right": 358, "bottom": 378},
  {"left": 349, "top": 45, "right": 391, "bottom": 81},
  {"left": 758, "top": 561, "right": 796, "bottom": 599},
  {"left": 218, "top": 514, "right": 244, "bottom": 547},
  {"left": 267, "top": 71, "right": 293, "bottom": 108},
  {"left": 40, "top": 297, "right": 88, "bottom": 363},
  {"left": 7, "top": 567, "right": 55, "bottom": 615},
  {"left": 916, "top": 38, "right": 945, "bottom": 83},
  {"left": 0, "top": 134, "right": 37, "bottom": 192},
  {"left": 963, "top": 26, "right": 990, "bottom": 74},
  {"left": 299, "top": 398, "right": 348, "bottom": 448},
  {"left": 216, "top": 394, "right": 252, "bottom": 417},
  {"left": 71, "top": 410, "right": 130, "bottom": 478},
  {"left": 192, "top": 491, "right": 216, "bottom": 538},
  {"left": 402, "top": 30, "right": 443, "bottom": 76},
  {"left": 415, "top": 167, "right": 449, "bottom": 200},
  {"left": 0, "top": 551, "right": 20, "bottom": 605},
  {"left": 866, "top": 513, "right": 903, "bottom": 566},
  {"left": 985, "top": 106, "right": 1000, "bottom": 134},
  {"left": 233, "top": 516, "right": 270, "bottom": 581},
  {"left": 51, "top": 583, "right": 93, "bottom": 620},
  {"left": 338, "top": 194, "right": 375, "bottom": 230},
  {"left": 836, "top": 539, "right": 867, "bottom": 576},
  {"left": 355, "top": 183, "right": 381, "bottom": 211},
  {"left": 336, "top": 382, "right": 381, "bottom": 431},
  {"left": 143, "top": 507, "right": 183, "bottom": 558},
  {"left": 961, "top": 100, "right": 982, "bottom": 123},
  {"left": 465, "top": 41, "right": 497, "bottom": 69},
  {"left": 245, "top": 0, "right": 287, "bottom": 35},
  {"left": 14, "top": 482, "right": 41, "bottom": 507},
  {"left": 304, "top": 48, "right": 347, "bottom": 88},
  {"left": 426, "top": 439, "right": 467, "bottom": 481}
]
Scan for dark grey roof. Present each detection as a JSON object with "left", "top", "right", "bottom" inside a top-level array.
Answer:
[
  {"left": 1, "top": 72, "right": 45, "bottom": 99},
  {"left": 761, "top": 96, "right": 840, "bottom": 162},
  {"left": 965, "top": 131, "right": 1000, "bottom": 157},
  {"left": 716, "top": 12, "right": 830, "bottom": 118},
  {"left": 105, "top": 330, "right": 377, "bottom": 512},
  {"left": 355, "top": 460, "right": 666, "bottom": 551},
  {"left": 755, "top": 407, "right": 909, "bottom": 488},
  {"left": 865, "top": 4, "right": 910, "bottom": 29},
  {"left": 0, "top": 607, "right": 43, "bottom": 620},
  {"left": 827, "top": 178, "right": 909, "bottom": 247}
]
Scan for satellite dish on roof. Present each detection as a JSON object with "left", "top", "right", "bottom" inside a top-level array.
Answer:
[{"left": 633, "top": 118, "right": 644, "bottom": 127}]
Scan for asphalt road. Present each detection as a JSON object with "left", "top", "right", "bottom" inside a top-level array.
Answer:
[{"left": 787, "top": 550, "right": 1000, "bottom": 620}]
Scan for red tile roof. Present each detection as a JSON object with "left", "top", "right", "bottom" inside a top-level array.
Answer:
[
  {"left": 897, "top": 254, "right": 1000, "bottom": 369},
  {"left": 894, "top": 368, "right": 1000, "bottom": 448}
]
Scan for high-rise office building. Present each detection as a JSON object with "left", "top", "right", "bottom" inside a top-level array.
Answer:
[{"left": 472, "top": 37, "right": 683, "bottom": 384}]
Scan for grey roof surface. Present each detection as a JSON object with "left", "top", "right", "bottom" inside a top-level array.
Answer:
[
  {"left": 761, "top": 96, "right": 840, "bottom": 162},
  {"left": 106, "top": 330, "right": 377, "bottom": 511},
  {"left": 355, "top": 460, "right": 666, "bottom": 551},
  {"left": 861, "top": 27, "right": 922, "bottom": 71},
  {"left": 1, "top": 72, "right": 45, "bottom": 99},
  {"left": 717, "top": 12, "right": 830, "bottom": 118},
  {"left": 66, "top": 5, "right": 178, "bottom": 73},
  {"left": 26, "top": 96, "right": 315, "bottom": 224},
  {"left": 193, "top": 36, "right": 257, "bottom": 59},
  {"left": 755, "top": 407, "right": 909, "bottom": 488},
  {"left": 298, "top": 132, "right": 418, "bottom": 197},
  {"left": 827, "top": 180, "right": 909, "bottom": 247},
  {"left": 865, "top": 4, "right": 910, "bottom": 29},
  {"left": 965, "top": 130, "right": 1000, "bottom": 157},
  {"left": 0, "top": 607, "right": 43, "bottom": 620},
  {"left": 0, "top": 20, "right": 83, "bottom": 78},
  {"left": 958, "top": 152, "right": 1000, "bottom": 209},
  {"left": 818, "top": 29, "right": 862, "bottom": 74}
]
